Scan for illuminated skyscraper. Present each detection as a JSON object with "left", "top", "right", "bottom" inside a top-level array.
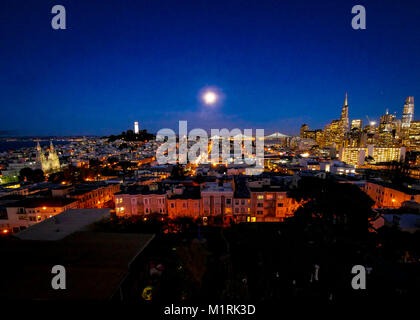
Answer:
[
  {"left": 379, "top": 109, "right": 395, "bottom": 133},
  {"left": 402, "top": 96, "right": 414, "bottom": 129},
  {"left": 340, "top": 92, "right": 349, "bottom": 133},
  {"left": 300, "top": 124, "right": 309, "bottom": 138},
  {"left": 134, "top": 121, "right": 139, "bottom": 134},
  {"left": 351, "top": 119, "right": 362, "bottom": 130}
]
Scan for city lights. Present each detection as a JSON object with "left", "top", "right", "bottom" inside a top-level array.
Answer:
[{"left": 0, "top": 0, "right": 419, "bottom": 305}]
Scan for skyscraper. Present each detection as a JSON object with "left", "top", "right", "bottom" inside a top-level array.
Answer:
[
  {"left": 402, "top": 96, "right": 414, "bottom": 129},
  {"left": 134, "top": 121, "right": 139, "bottom": 134},
  {"left": 300, "top": 124, "right": 309, "bottom": 138},
  {"left": 340, "top": 92, "right": 349, "bottom": 133},
  {"left": 351, "top": 119, "right": 362, "bottom": 131},
  {"left": 379, "top": 109, "right": 395, "bottom": 133}
]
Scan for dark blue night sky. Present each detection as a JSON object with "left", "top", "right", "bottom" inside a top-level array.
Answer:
[{"left": 1, "top": 0, "right": 420, "bottom": 136}]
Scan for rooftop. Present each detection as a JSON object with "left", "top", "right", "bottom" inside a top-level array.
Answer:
[
  {"left": 201, "top": 182, "right": 233, "bottom": 193},
  {"left": 15, "top": 208, "right": 111, "bottom": 241},
  {"left": 367, "top": 180, "right": 420, "bottom": 195},
  {"left": 0, "top": 231, "right": 154, "bottom": 300},
  {"left": 6, "top": 197, "right": 78, "bottom": 209},
  {"left": 168, "top": 186, "right": 201, "bottom": 199}
]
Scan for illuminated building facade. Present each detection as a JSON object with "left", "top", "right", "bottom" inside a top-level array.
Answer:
[
  {"left": 407, "top": 120, "right": 420, "bottom": 151},
  {"left": 339, "top": 145, "right": 406, "bottom": 166},
  {"left": 339, "top": 147, "right": 367, "bottom": 166},
  {"left": 379, "top": 109, "right": 395, "bottom": 133},
  {"left": 300, "top": 124, "right": 309, "bottom": 138},
  {"left": 369, "top": 145, "right": 406, "bottom": 163},
  {"left": 201, "top": 182, "right": 234, "bottom": 221},
  {"left": 69, "top": 182, "right": 120, "bottom": 209},
  {"left": 36, "top": 141, "right": 60, "bottom": 174},
  {"left": 114, "top": 184, "right": 166, "bottom": 216},
  {"left": 2, "top": 198, "right": 78, "bottom": 233},
  {"left": 167, "top": 186, "right": 201, "bottom": 219},
  {"left": 351, "top": 119, "right": 362, "bottom": 130},
  {"left": 364, "top": 181, "right": 420, "bottom": 208},
  {"left": 402, "top": 96, "right": 414, "bottom": 130}
]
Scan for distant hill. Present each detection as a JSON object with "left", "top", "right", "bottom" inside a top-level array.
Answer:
[{"left": 107, "top": 129, "right": 155, "bottom": 142}]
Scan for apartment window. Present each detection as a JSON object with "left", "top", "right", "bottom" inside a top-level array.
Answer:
[
  {"left": 257, "top": 210, "right": 263, "bottom": 215},
  {"left": 257, "top": 195, "right": 264, "bottom": 200},
  {"left": 241, "top": 200, "right": 245, "bottom": 205},
  {"left": 235, "top": 208, "right": 239, "bottom": 213},
  {"left": 257, "top": 203, "right": 263, "bottom": 207},
  {"left": 277, "top": 203, "right": 283, "bottom": 207},
  {"left": 170, "top": 203, "right": 175, "bottom": 208},
  {"left": 235, "top": 200, "right": 239, "bottom": 205},
  {"left": 226, "top": 198, "right": 231, "bottom": 205},
  {"left": 266, "top": 194, "right": 273, "bottom": 200}
]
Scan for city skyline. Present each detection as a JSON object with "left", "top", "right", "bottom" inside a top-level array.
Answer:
[
  {"left": 1, "top": 0, "right": 420, "bottom": 136},
  {"left": 0, "top": 92, "right": 416, "bottom": 138}
]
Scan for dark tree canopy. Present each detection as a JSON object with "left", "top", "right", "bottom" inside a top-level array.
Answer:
[
  {"left": 170, "top": 164, "right": 186, "bottom": 180},
  {"left": 289, "top": 177, "right": 375, "bottom": 233},
  {"left": 19, "top": 167, "right": 45, "bottom": 183}
]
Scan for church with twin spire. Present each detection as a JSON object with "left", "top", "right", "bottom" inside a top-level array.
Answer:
[{"left": 36, "top": 141, "right": 61, "bottom": 174}]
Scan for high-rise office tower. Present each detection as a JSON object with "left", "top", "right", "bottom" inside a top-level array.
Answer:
[
  {"left": 300, "top": 124, "right": 309, "bottom": 138},
  {"left": 351, "top": 119, "right": 362, "bottom": 130},
  {"left": 379, "top": 109, "right": 395, "bottom": 133},
  {"left": 134, "top": 121, "right": 139, "bottom": 134},
  {"left": 340, "top": 92, "right": 349, "bottom": 133},
  {"left": 402, "top": 96, "right": 414, "bottom": 129}
]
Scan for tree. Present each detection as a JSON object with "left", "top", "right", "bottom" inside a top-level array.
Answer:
[
  {"left": 19, "top": 167, "right": 34, "bottom": 182},
  {"left": 118, "top": 143, "right": 128, "bottom": 150},
  {"left": 32, "top": 169, "right": 45, "bottom": 182},
  {"left": 289, "top": 177, "right": 375, "bottom": 233},
  {"left": 19, "top": 167, "right": 45, "bottom": 183},
  {"left": 48, "top": 171, "right": 65, "bottom": 183},
  {"left": 170, "top": 164, "right": 186, "bottom": 180}
]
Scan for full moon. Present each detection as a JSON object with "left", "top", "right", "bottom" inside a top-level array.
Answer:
[{"left": 203, "top": 91, "right": 217, "bottom": 105}]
